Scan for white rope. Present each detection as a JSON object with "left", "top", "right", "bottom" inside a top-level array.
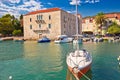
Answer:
[{"left": 79, "top": 71, "right": 91, "bottom": 80}]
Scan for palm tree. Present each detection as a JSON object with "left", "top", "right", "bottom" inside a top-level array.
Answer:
[{"left": 95, "top": 12, "right": 106, "bottom": 35}]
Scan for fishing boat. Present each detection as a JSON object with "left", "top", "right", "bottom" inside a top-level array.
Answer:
[
  {"left": 38, "top": 36, "right": 50, "bottom": 43},
  {"left": 54, "top": 35, "right": 73, "bottom": 43},
  {"left": 66, "top": 0, "right": 92, "bottom": 79}
]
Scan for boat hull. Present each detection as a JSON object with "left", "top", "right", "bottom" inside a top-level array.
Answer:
[
  {"left": 38, "top": 40, "right": 50, "bottom": 43},
  {"left": 67, "top": 63, "right": 91, "bottom": 79},
  {"left": 73, "top": 39, "right": 82, "bottom": 44}
]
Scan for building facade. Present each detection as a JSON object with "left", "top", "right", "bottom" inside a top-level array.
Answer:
[
  {"left": 23, "top": 8, "right": 82, "bottom": 40},
  {"left": 82, "top": 18, "right": 96, "bottom": 35},
  {"left": 82, "top": 13, "right": 120, "bottom": 35}
]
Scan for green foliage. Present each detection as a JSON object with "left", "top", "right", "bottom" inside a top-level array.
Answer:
[
  {"left": 95, "top": 12, "right": 106, "bottom": 27},
  {"left": 0, "top": 14, "right": 23, "bottom": 36},
  {"left": 2, "top": 14, "right": 11, "bottom": 18},
  {"left": 12, "top": 30, "right": 22, "bottom": 36},
  {"left": 95, "top": 12, "right": 107, "bottom": 35},
  {"left": 0, "top": 17, "right": 14, "bottom": 35},
  {"left": 20, "top": 14, "right": 23, "bottom": 20},
  {"left": 107, "top": 23, "right": 120, "bottom": 34}
]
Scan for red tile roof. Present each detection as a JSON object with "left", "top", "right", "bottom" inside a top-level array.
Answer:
[
  {"left": 82, "top": 13, "right": 120, "bottom": 23},
  {"left": 105, "top": 13, "right": 120, "bottom": 19},
  {"left": 25, "top": 8, "right": 61, "bottom": 16},
  {"left": 82, "top": 18, "right": 94, "bottom": 23}
]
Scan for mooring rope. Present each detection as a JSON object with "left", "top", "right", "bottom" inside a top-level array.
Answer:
[{"left": 79, "top": 71, "right": 91, "bottom": 80}]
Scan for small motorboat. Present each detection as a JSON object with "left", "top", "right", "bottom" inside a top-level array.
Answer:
[
  {"left": 94, "top": 37, "right": 104, "bottom": 42},
  {"left": 73, "top": 35, "right": 83, "bottom": 44},
  {"left": 73, "top": 39, "right": 82, "bottom": 44},
  {"left": 38, "top": 36, "right": 50, "bottom": 43},
  {"left": 54, "top": 35, "right": 73, "bottom": 43},
  {"left": 0, "top": 38, "right": 3, "bottom": 42}
]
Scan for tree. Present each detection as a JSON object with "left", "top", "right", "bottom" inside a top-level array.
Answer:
[
  {"left": 0, "top": 14, "right": 23, "bottom": 36},
  {"left": 0, "top": 16, "right": 14, "bottom": 36},
  {"left": 20, "top": 14, "right": 23, "bottom": 20},
  {"left": 107, "top": 22, "right": 120, "bottom": 35},
  {"left": 12, "top": 30, "right": 22, "bottom": 36},
  {"left": 95, "top": 12, "right": 106, "bottom": 35}
]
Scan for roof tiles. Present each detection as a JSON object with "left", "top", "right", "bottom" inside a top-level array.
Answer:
[{"left": 25, "top": 8, "right": 61, "bottom": 16}]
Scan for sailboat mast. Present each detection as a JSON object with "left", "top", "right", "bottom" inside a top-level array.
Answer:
[{"left": 75, "top": 0, "right": 79, "bottom": 50}]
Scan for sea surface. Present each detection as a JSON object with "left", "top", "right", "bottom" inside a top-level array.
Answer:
[{"left": 0, "top": 41, "right": 120, "bottom": 80}]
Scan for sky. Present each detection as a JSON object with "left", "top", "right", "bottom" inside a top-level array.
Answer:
[{"left": 0, "top": 0, "right": 120, "bottom": 18}]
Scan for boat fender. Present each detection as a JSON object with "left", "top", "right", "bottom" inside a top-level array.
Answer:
[
  {"left": 117, "top": 57, "right": 120, "bottom": 61},
  {"left": 9, "top": 76, "right": 12, "bottom": 80},
  {"left": 72, "top": 67, "right": 79, "bottom": 74}
]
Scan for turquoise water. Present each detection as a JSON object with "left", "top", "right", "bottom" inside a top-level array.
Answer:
[{"left": 0, "top": 41, "right": 120, "bottom": 80}]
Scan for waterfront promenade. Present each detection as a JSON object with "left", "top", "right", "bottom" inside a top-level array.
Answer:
[{"left": 0, "top": 37, "right": 24, "bottom": 41}]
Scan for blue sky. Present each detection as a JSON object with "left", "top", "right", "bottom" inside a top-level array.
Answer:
[{"left": 0, "top": 0, "right": 120, "bottom": 18}]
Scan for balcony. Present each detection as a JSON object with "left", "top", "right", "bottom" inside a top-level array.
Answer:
[
  {"left": 35, "top": 20, "right": 46, "bottom": 24},
  {"left": 33, "top": 29, "right": 49, "bottom": 34}
]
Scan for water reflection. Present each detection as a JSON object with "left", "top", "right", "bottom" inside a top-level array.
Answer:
[
  {"left": 66, "top": 69, "right": 92, "bottom": 80},
  {"left": 80, "top": 69, "right": 92, "bottom": 80},
  {"left": 66, "top": 69, "right": 76, "bottom": 80},
  {"left": 22, "top": 41, "right": 66, "bottom": 79},
  {"left": 0, "top": 41, "right": 24, "bottom": 61}
]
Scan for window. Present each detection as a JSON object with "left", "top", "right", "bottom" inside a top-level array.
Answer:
[
  {"left": 41, "top": 15, "right": 43, "bottom": 20},
  {"left": 37, "top": 15, "right": 43, "bottom": 20},
  {"left": 48, "top": 24, "right": 51, "bottom": 29},
  {"left": 49, "top": 15, "right": 51, "bottom": 20},
  {"left": 30, "top": 18, "right": 32, "bottom": 22},
  {"left": 37, "top": 15, "right": 39, "bottom": 20},
  {"left": 39, "top": 24, "right": 41, "bottom": 28},
  {"left": 64, "top": 31, "right": 66, "bottom": 34},
  {"left": 64, "top": 24, "right": 66, "bottom": 28},
  {"left": 39, "top": 15, "right": 43, "bottom": 20},
  {"left": 30, "top": 25, "right": 32, "bottom": 29},
  {"left": 39, "top": 15, "right": 41, "bottom": 20},
  {"left": 64, "top": 16, "right": 66, "bottom": 22},
  {"left": 69, "top": 25, "right": 71, "bottom": 29}
]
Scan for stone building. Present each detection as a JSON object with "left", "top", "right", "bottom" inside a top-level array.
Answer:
[{"left": 23, "top": 8, "right": 82, "bottom": 40}]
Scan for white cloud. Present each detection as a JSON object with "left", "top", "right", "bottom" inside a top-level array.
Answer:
[
  {"left": 69, "top": 0, "right": 100, "bottom": 5},
  {"left": 0, "top": 0, "right": 44, "bottom": 18},
  {"left": 67, "top": 10, "right": 76, "bottom": 14},
  {"left": 70, "top": 0, "right": 81, "bottom": 5},
  {"left": 8, "top": 0, "right": 21, "bottom": 4},
  {"left": 95, "top": 0, "right": 100, "bottom": 3},
  {"left": 85, "top": 0, "right": 100, "bottom": 3},
  {"left": 47, "top": 2, "right": 53, "bottom": 6}
]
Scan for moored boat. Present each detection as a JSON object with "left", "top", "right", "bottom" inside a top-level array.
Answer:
[
  {"left": 66, "top": 49, "right": 92, "bottom": 79},
  {"left": 66, "top": 0, "right": 92, "bottom": 79},
  {"left": 0, "top": 38, "right": 3, "bottom": 42},
  {"left": 54, "top": 35, "right": 73, "bottom": 43},
  {"left": 38, "top": 36, "right": 50, "bottom": 43},
  {"left": 73, "top": 35, "right": 83, "bottom": 44}
]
